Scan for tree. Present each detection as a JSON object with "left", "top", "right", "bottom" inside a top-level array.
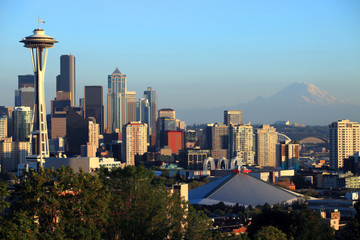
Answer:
[
  {"left": 100, "top": 165, "right": 211, "bottom": 240},
  {"left": 254, "top": 225, "right": 287, "bottom": 240},
  {"left": 0, "top": 181, "right": 9, "bottom": 213},
  {"left": 7, "top": 167, "right": 109, "bottom": 239},
  {"left": 0, "top": 210, "right": 39, "bottom": 240},
  {"left": 184, "top": 205, "right": 211, "bottom": 240},
  {"left": 340, "top": 201, "right": 360, "bottom": 240},
  {"left": 247, "top": 203, "right": 335, "bottom": 240}
]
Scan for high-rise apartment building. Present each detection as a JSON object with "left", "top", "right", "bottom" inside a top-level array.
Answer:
[
  {"left": 0, "top": 109, "right": 7, "bottom": 139},
  {"left": 224, "top": 110, "right": 242, "bottom": 126},
  {"left": 205, "top": 123, "right": 229, "bottom": 159},
  {"left": 122, "top": 122, "right": 147, "bottom": 166},
  {"left": 84, "top": 86, "right": 104, "bottom": 134},
  {"left": 228, "top": 123, "right": 255, "bottom": 164},
  {"left": 276, "top": 140, "right": 300, "bottom": 170},
  {"left": 107, "top": 68, "right": 136, "bottom": 133},
  {"left": 256, "top": 125, "right": 278, "bottom": 167},
  {"left": 329, "top": 119, "right": 360, "bottom": 169},
  {"left": 13, "top": 107, "right": 32, "bottom": 142},
  {"left": 0, "top": 138, "right": 30, "bottom": 172},
  {"left": 143, "top": 87, "right": 158, "bottom": 136},
  {"left": 56, "top": 55, "right": 76, "bottom": 107},
  {"left": 88, "top": 117, "right": 99, "bottom": 148}
]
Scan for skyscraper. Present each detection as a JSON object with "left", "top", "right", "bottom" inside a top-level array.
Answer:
[
  {"left": 18, "top": 75, "right": 34, "bottom": 88},
  {"left": 84, "top": 86, "right": 104, "bottom": 134},
  {"left": 156, "top": 108, "right": 186, "bottom": 150},
  {"left": 224, "top": 110, "right": 242, "bottom": 126},
  {"left": 160, "top": 130, "right": 185, "bottom": 155},
  {"left": 276, "top": 140, "right": 300, "bottom": 170},
  {"left": 88, "top": 117, "right": 99, "bottom": 148},
  {"left": 136, "top": 98, "right": 151, "bottom": 141},
  {"left": 56, "top": 55, "right": 75, "bottom": 107},
  {"left": 13, "top": 107, "right": 32, "bottom": 142},
  {"left": 205, "top": 123, "right": 229, "bottom": 159},
  {"left": 15, "top": 88, "right": 35, "bottom": 110},
  {"left": 228, "top": 123, "right": 255, "bottom": 164},
  {"left": 329, "top": 119, "right": 360, "bottom": 169},
  {"left": 256, "top": 125, "right": 278, "bottom": 167},
  {"left": 0, "top": 114, "right": 7, "bottom": 139},
  {"left": 0, "top": 138, "right": 30, "bottom": 172},
  {"left": 143, "top": 87, "right": 158, "bottom": 136},
  {"left": 107, "top": 68, "right": 127, "bottom": 133},
  {"left": 122, "top": 122, "right": 147, "bottom": 166},
  {"left": 15, "top": 75, "right": 35, "bottom": 110},
  {"left": 159, "top": 108, "right": 176, "bottom": 119},
  {"left": 66, "top": 107, "right": 88, "bottom": 156},
  {"left": 51, "top": 92, "right": 72, "bottom": 139},
  {"left": 126, "top": 91, "right": 137, "bottom": 123}
]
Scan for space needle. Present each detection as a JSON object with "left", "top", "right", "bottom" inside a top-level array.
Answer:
[{"left": 20, "top": 18, "right": 58, "bottom": 166}]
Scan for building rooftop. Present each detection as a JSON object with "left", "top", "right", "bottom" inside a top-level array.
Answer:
[
  {"left": 112, "top": 67, "right": 122, "bottom": 75},
  {"left": 189, "top": 173, "right": 302, "bottom": 206}
]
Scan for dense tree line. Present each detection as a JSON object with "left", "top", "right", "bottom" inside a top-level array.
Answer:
[
  {"left": 1, "top": 166, "right": 359, "bottom": 239},
  {"left": 0, "top": 166, "right": 210, "bottom": 240}
]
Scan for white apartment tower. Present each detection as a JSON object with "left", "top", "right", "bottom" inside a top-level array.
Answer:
[
  {"left": 228, "top": 123, "right": 255, "bottom": 165},
  {"left": 122, "top": 122, "right": 147, "bottom": 166},
  {"left": 329, "top": 119, "right": 360, "bottom": 169},
  {"left": 88, "top": 117, "right": 99, "bottom": 148},
  {"left": 256, "top": 125, "right": 278, "bottom": 167}
]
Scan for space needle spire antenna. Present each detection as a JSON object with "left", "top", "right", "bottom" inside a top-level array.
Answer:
[{"left": 20, "top": 19, "right": 58, "bottom": 167}]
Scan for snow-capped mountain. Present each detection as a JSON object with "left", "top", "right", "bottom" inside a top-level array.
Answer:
[{"left": 176, "top": 82, "right": 360, "bottom": 125}]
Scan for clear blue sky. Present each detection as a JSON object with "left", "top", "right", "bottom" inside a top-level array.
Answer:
[{"left": 0, "top": 0, "right": 359, "bottom": 112}]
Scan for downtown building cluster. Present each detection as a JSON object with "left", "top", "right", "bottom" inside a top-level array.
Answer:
[{"left": 0, "top": 51, "right": 359, "bottom": 178}]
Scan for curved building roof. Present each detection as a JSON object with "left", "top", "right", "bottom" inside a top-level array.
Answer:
[{"left": 189, "top": 173, "right": 301, "bottom": 207}]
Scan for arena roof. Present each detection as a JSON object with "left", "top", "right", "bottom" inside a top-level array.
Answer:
[{"left": 189, "top": 173, "right": 302, "bottom": 207}]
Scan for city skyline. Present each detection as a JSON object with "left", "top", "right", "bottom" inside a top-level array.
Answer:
[{"left": 0, "top": 0, "right": 359, "bottom": 117}]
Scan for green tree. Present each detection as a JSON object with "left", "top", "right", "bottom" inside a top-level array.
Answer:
[
  {"left": 340, "top": 201, "right": 360, "bottom": 240},
  {"left": 248, "top": 203, "right": 334, "bottom": 240},
  {"left": 184, "top": 205, "right": 211, "bottom": 240},
  {"left": 8, "top": 167, "right": 109, "bottom": 239},
  {"left": 0, "top": 181, "right": 9, "bottom": 213},
  {"left": 101, "top": 166, "right": 210, "bottom": 240},
  {"left": 254, "top": 225, "right": 287, "bottom": 240},
  {"left": 0, "top": 210, "right": 39, "bottom": 240}
]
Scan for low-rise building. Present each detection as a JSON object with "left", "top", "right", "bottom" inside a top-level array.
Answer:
[
  {"left": 45, "top": 157, "right": 124, "bottom": 173},
  {"left": 181, "top": 149, "right": 210, "bottom": 170}
]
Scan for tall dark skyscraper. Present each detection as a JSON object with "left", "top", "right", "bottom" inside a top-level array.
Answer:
[
  {"left": 18, "top": 74, "right": 34, "bottom": 88},
  {"left": 56, "top": 55, "right": 75, "bottom": 107},
  {"left": 84, "top": 86, "right": 104, "bottom": 134},
  {"left": 143, "top": 87, "right": 158, "bottom": 136},
  {"left": 15, "top": 75, "right": 35, "bottom": 110},
  {"left": 15, "top": 88, "right": 34, "bottom": 110}
]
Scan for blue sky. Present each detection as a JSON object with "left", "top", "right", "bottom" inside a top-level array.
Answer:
[{"left": 0, "top": 0, "right": 359, "bottom": 112}]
